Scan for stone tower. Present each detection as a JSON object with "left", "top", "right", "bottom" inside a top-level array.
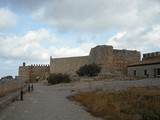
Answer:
[{"left": 89, "top": 45, "right": 114, "bottom": 74}]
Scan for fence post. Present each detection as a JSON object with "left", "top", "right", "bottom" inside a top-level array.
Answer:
[
  {"left": 31, "top": 84, "right": 33, "bottom": 91},
  {"left": 28, "top": 83, "right": 30, "bottom": 92}
]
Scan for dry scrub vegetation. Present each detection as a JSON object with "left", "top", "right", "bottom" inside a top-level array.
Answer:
[{"left": 73, "top": 87, "right": 160, "bottom": 120}]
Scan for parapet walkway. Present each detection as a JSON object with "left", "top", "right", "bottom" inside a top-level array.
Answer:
[{"left": 0, "top": 83, "right": 101, "bottom": 120}]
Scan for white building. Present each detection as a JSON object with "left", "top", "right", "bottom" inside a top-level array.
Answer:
[{"left": 127, "top": 52, "right": 160, "bottom": 78}]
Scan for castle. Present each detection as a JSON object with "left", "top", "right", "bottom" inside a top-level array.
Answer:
[
  {"left": 19, "top": 63, "right": 50, "bottom": 83},
  {"left": 19, "top": 45, "right": 140, "bottom": 82}
]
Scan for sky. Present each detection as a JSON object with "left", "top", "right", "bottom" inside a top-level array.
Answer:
[{"left": 0, "top": 0, "right": 160, "bottom": 78}]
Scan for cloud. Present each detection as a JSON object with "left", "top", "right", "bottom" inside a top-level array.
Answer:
[
  {"left": 144, "top": 25, "right": 160, "bottom": 42},
  {"left": 106, "top": 25, "right": 160, "bottom": 53},
  {"left": 0, "top": 0, "right": 46, "bottom": 11},
  {"left": 0, "top": 8, "right": 18, "bottom": 30},
  {"left": 0, "top": 29, "right": 57, "bottom": 62},
  {"left": 0, "top": 28, "right": 96, "bottom": 62},
  {"left": 0, "top": 0, "right": 159, "bottom": 77},
  {"left": 0, "top": 0, "right": 159, "bottom": 58},
  {"left": 50, "top": 43, "right": 96, "bottom": 58},
  {"left": 30, "top": 0, "right": 160, "bottom": 32},
  {"left": 2, "top": 0, "right": 159, "bottom": 33}
]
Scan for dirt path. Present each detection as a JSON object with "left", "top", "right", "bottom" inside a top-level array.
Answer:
[{"left": 0, "top": 83, "right": 101, "bottom": 120}]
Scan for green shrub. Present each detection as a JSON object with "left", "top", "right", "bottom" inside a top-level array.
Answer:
[
  {"left": 76, "top": 63, "right": 101, "bottom": 77},
  {"left": 1, "top": 75, "right": 13, "bottom": 79},
  {"left": 47, "top": 73, "right": 71, "bottom": 85}
]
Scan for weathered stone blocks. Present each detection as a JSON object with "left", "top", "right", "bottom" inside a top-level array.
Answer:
[
  {"left": 50, "top": 45, "right": 140, "bottom": 76},
  {"left": 19, "top": 63, "right": 50, "bottom": 82},
  {"left": 18, "top": 45, "right": 140, "bottom": 81}
]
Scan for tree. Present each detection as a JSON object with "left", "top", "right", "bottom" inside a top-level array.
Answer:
[{"left": 76, "top": 63, "right": 101, "bottom": 77}]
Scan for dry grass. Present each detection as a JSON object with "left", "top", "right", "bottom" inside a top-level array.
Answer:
[{"left": 73, "top": 86, "right": 160, "bottom": 120}]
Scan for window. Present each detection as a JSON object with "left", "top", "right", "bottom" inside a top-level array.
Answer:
[
  {"left": 154, "top": 69, "right": 156, "bottom": 78},
  {"left": 134, "top": 70, "right": 136, "bottom": 76},
  {"left": 144, "top": 70, "right": 147, "bottom": 75},
  {"left": 157, "top": 68, "right": 160, "bottom": 75},
  {"left": 157, "top": 68, "right": 160, "bottom": 78}
]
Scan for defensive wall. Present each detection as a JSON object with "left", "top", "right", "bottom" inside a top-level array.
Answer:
[
  {"left": 0, "top": 77, "right": 25, "bottom": 97},
  {"left": 128, "top": 51, "right": 160, "bottom": 78},
  {"left": 113, "top": 49, "right": 141, "bottom": 73},
  {"left": 142, "top": 52, "right": 160, "bottom": 61},
  {"left": 50, "top": 56, "right": 90, "bottom": 75},
  {"left": 19, "top": 63, "right": 50, "bottom": 82},
  {"left": 50, "top": 45, "right": 140, "bottom": 76}
]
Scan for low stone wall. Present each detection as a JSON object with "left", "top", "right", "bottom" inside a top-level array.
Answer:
[{"left": 0, "top": 78, "right": 25, "bottom": 97}]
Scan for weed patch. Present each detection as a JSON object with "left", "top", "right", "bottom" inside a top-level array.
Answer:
[{"left": 73, "top": 87, "right": 160, "bottom": 120}]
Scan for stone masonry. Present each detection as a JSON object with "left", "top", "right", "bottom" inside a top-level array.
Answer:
[
  {"left": 127, "top": 51, "right": 160, "bottom": 78},
  {"left": 19, "top": 62, "right": 50, "bottom": 82},
  {"left": 19, "top": 45, "right": 140, "bottom": 82},
  {"left": 0, "top": 77, "right": 25, "bottom": 97},
  {"left": 50, "top": 45, "right": 140, "bottom": 76}
]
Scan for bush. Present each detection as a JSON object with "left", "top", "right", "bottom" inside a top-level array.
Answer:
[
  {"left": 1, "top": 75, "right": 13, "bottom": 79},
  {"left": 47, "top": 73, "right": 71, "bottom": 85},
  {"left": 76, "top": 63, "right": 101, "bottom": 77}
]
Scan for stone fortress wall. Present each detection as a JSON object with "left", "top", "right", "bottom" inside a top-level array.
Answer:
[
  {"left": 142, "top": 52, "right": 160, "bottom": 61},
  {"left": 19, "top": 62, "right": 50, "bottom": 82},
  {"left": 0, "top": 77, "right": 25, "bottom": 97},
  {"left": 19, "top": 45, "right": 140, "bottom": 82},
  {"left": 50, "top": 56, "right": 90, "bottom": 76},
  {"left": 50, "top": 45, "right": 141, "bottom": 76},
  {"left": 113, "top": 49, "right": 141, "bottom": 73}
]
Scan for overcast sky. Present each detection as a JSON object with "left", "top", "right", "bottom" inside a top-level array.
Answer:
[{"left": 0, "top": 0, "right": 160, "bottom": 77}]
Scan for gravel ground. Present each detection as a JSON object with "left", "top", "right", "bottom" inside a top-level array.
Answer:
[{"left": 0, "top": 78, "right": 159, "bottom": 120}]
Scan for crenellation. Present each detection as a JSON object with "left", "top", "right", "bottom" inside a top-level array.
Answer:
[
  {"left": 19, "top": 63, "right": 50, "bottom": 82},
  {"left": 23, "top": 62, "right": 26, "bottom": 66},
  {"left": 128, "top": 50, "right": 160, "bottom": 78},
  {"left": 157, "top": 52, "right": 160, "bottom": 56},
  {"left": 142, "top": 51, "right": 160, "bottom": 60}
]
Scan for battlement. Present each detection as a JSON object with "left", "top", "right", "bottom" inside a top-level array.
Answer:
[
  {"left": 143, "top": 52, "right": 160, "bottom": 60},
  {"left": 30, "top": 64, "right": 50, "bottom": 67},
  {"left": 19, "top": 62, "right": 50, "bottom": 82},
  {"left": 22, "top": 62, "right": 50, "bottom": 67}
]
